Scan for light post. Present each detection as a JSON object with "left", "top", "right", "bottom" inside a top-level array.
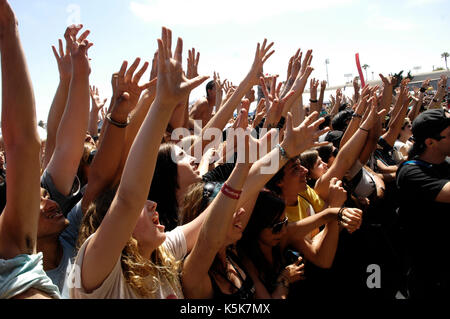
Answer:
[{"left": 325, "top": 59, "right": 329, "bottom": 87}]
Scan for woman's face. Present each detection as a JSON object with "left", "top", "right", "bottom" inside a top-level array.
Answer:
[
  {"left": 309, "top": 156, "right": 328, "bottom": 180},
  {"left": 133, "top": 200, "right": 166, "bottom": 252},
  {"left": 37, "top": 188, "right": 68, "bottom": 238},
  {"left": 401, "top": 122, "right": 413, "bottom": 138},
  {"left": 258, "top": 213, "right": 288, "bottom": 248},
  {"left": 173, "top": 145, "right": 201, "bottom": 189}
]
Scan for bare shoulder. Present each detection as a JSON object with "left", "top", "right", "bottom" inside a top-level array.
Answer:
[{"left": 191, "top": 98, "right": 209, "bottom": 111}]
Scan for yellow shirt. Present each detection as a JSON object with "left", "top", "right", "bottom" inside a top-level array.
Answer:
[{"left": 284, "top": 185, "right": 325, "bottom": 238}]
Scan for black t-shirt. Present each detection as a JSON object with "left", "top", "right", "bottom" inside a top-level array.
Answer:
[
  {"left": 396, "top": 158, "right": 450, "bottom": 278},
  {"left": 374, "top": 137, "right": 397, "bottom": 167}
]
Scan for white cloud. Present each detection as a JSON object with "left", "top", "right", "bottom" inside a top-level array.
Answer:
[
  {"left": 405, "top": 0, "right": 443, "bottom": 8},
  {"left": 367, "top": 15, "right": 414, "bottom": 31},
  {"left": 130, "top": 0, "right": 354, "bottom": 26},
  {"left": 366, "top": 4, "right": 415, "bottom": 31}
]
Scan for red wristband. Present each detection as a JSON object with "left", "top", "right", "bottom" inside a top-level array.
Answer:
[
  {"left": 221, "top": 183, "right": 241, "bottom": 200},
  {"left": 223, "top": 183, "right": 242, "bottom": 195}
]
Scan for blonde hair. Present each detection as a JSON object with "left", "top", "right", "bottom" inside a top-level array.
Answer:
[
  {"left": 179, "top": 182, "right": 204, "bottom": 225},
  {"left": 121, "top": 238, "right": 182, "bottom": 298},
  {"left": 77, "top": 188, "right": 182, "bottom": 298}
]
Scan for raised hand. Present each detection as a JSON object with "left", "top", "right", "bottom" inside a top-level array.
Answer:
[
  {"left": 248, "top": 39, "right": 275, "bottom": 86},
  {"left": 281, "top": 111, "right": 330, "bottom": 159},
  {"left": 186, "top": 47, "right": 200, "bottom": 79},
  {"left": 90, "top": 85, "right": 107, "bottom": 114},
  {"left": 0, "top": 0, "right": 17, "bottom": 39},
  {"left": 112, "top": 58, "right": 153, "bottom": 112},
  {"left": 379, "top": 73, "right": 395, "bottom": 87},
  {"left": 64, "top": 24, "right": 92, "bottom": 75},
  {"left": 421, "top": 78, "right": 431, "bottom": 91},
  {"left": 329, "top": 94, "right": 336, "bottom": 106},
  {"left": 290, "top": 65, "right": 314, "bottom": 98},
  {"left": 51, "top": 38, "right": 72, "bottom": 81},
  {"left": 150, "top": 50, "right": 158, "bottom": 81},
  {"left": 155, "top": 27, "right": 209, "bottom": 107},
  {"left": 309, "top": 78, "right": 319, "bottom": 101},
  {"left": 360, "top": 95, "right": 388, "bottom": 131},
  {"left": 260, "top": 75, "right": 277, "bottom": 109},
  {"left": 288, "top": 49, "right": 302, "bottom": 82},
  {"left": 264, "top": 87, "right": 295, "bottom": 129},
  {"left": 214, "top": 71, "right": 226, "bottom": 107},
  {"left": 252, "top": 98, "right": 267, "bottom": 129}
]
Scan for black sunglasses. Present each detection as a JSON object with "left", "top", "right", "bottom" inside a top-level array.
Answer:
[{"left": 270, "top": 216, "right": 288, "bottom": 234}]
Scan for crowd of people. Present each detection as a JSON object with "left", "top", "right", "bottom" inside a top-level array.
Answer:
[{"left": 0, "top": 0, "right": 449, "bottom": 300}]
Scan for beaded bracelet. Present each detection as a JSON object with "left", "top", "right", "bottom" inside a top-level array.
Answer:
[{"left": 276, "top": 144, "right": 290, "bottom": 161}]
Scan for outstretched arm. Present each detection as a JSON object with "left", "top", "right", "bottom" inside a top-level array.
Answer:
[
  {"left": 428, "top": 75, "right": 448, "bottom": 109},
  {"left": 110, "top": 58, "right": 156, "bottom": 186},
  {"left": 87, "top": 85, "right": 107, "bottom": 140},
  {"left": 408, "top": 80, "right": 428, "bottom": 122},
  {"left": 81, "top": 60, "right": 150, "bottom": 213},
  {"left": 43, "top": 33, "right": 72, "bottom": 170},
  {"left": 45, "top": 25, "right": 92, "bottom": 196},
  {"left": 238, "top": 112, "right": 330, "bottom": 229},
  {"left": 0, "top": 0, "right": 41, "bottom": 258},
  {"left": 182, "top": 137, "right": 251, "bottom": 298},
  {"left": 381, "top": 80, "right": 411, "bottom": 147},
  {"left": 80, "top": 28, "right": 208, "bottom": 293},
  {"left": 315, "top": 97, "right": 387, "bottom": 201},
  {"left": 309, "top": 78, "right": 321, "bottom": 115},
  {"left": 288, "top": 179, "right": 362, "bottom": 268},
  {"left": 189, "top": 39, "right": 274, "bottom": 157}
]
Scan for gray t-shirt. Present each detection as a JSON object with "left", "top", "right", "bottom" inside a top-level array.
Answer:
[
  {"left": 45, "top": 200, "right": 83, "bottom": 299},
  {"left": 40, "top": 169, "right": 82, "bottom": 217}
]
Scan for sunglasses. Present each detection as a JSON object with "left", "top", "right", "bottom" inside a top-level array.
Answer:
[{"left": 270, "top": 216, "right": 288, "bottom": 234}]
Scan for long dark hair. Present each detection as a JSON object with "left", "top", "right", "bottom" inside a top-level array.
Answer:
[
  {"left": 148, "top": 143, "right": 179, "bottom": 231},
  {"left": 237, "top": 189, "right": 286, "bottom": 293}
]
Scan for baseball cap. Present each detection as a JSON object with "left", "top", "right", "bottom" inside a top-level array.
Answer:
[
  {"left": 412, "top": 109, "right": 450, "bottom": 142},
  {"left": 324, "top": 130, "right": 344, "bottom": 148}
]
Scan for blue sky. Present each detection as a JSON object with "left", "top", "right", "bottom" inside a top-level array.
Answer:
[{"left": 4, "top": 0, "right": 450, "bottom": 122}]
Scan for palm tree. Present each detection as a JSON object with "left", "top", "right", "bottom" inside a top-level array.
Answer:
[
  {"left": 442, "top": 52, "right": 449, "bottom": 70},
  {"left": 362, "top": 64, "right": 370, "bottom": 81}
]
